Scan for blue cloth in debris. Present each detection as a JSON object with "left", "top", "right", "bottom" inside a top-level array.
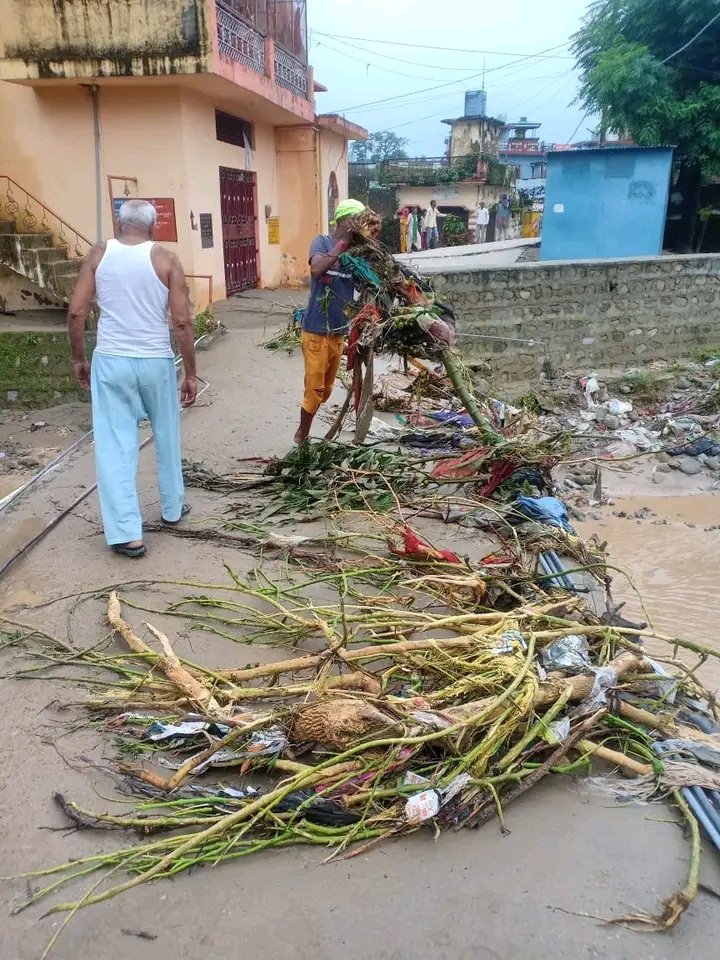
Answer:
[
  {"left": 91, "top": 353, "right": 185, "bottom": 546},
  {"left": 428, "top": 411, "right": 475, "bottom": 428},
  {"left": 669, "top": 437, "right": 720, "bottom": 458},
  {"left": 514, "top": 495, "right": 573, "bottom": 533}
]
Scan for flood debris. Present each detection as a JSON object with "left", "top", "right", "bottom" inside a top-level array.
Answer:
[{"left": 2, "top": 234, "right": 720, "bottom": 947}]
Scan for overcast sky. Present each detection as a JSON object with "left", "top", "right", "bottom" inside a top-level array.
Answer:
[{"left": 307, "top": 0, "right": 594, "bottom": 153}]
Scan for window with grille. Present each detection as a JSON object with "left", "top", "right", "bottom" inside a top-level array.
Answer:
[{"left": 216, "top": 110, "right": 255, "bottom": 149}]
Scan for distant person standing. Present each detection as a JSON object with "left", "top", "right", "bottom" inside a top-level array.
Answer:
[
  {"left": 419, "top": 208, "right": 428, "bottom": 249},
  {"left": 475, "top": 201, "right": 489, "bottom": 243},
  {"left": 424, "top": 200, "right": 447, "bottom": 249},
  {"left": 67, "top": 199, "right": 196, "bottom": 559},
  {"left": 399, "top": 207, "right": 409, "bottom": 253},
  {"left": 495, "top": 194, "right": 511, "bottom": 241},
  {"left": 407, "top": 207, "right": 421, "bottom": 251}
]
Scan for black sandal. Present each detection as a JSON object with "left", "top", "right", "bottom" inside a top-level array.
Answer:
[
  {"left": 162, "top": 503, "right": 191, "bottom": 526},
  {"left": 111, "top": 543, "right": 147, "bottom": 559}
]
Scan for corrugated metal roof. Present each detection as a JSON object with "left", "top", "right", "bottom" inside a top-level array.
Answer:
[{"left": 548, "top": 144, "right": 675, "bottom": 154}]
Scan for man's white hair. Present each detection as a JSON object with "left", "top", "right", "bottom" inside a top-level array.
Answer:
[{"left": 118, "top": 199, "right": 157, "bottom": 229}]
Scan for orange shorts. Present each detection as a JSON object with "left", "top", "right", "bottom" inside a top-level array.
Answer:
[{"left": 301, "top": 330, "right": 344, "bottom": 414}]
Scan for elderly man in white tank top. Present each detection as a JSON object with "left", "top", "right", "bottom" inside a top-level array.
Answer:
[{"left": 67, "top": 199, "right": 197, "bottom": 558}]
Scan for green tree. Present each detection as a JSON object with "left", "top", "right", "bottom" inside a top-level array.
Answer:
[
  {"left": 572, "top": 0, "right": 720, "bottom": 249},
  {"left": 350, "top": 130, "right": 410, "bottom": 164}
]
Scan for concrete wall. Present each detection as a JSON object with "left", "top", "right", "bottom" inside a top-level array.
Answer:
[
  {"left": 0, "top": 0, "right": 211, "bottom": 80},
  {"left": 432, "top": 255, "right": 720, "bottom": 390},
  {"left": 319, "top": 127, "right": 348, "bottom": 234},
  {"left": 275, "top": 125, "right": 320, "bottom": 287},
  {"left": 448, "top": 119, "right": 502, "bottom": 160}
]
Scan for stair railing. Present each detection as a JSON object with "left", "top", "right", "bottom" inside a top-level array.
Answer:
[{"left": 0, "top": 174, "right": 92, "bottom": 260}]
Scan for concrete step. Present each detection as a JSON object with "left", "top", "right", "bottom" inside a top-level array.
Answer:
[
  {"left": 34, "top": 247, "right": 66, "bottom": 264},
  {"left": 52, "top": 259, "right": 82, "bottom": 279},
  {"left": 0, "top": 307, "right": 67, "bottom": 332},
  {"left": 13, "top": 233, "right": 54, "bottom": 249},
  {"left": 0, "top": 220, "right": 15, "bottom": 235}
]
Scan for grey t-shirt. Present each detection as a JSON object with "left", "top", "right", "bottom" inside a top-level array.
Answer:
[{"left": 303, "top": 235, "right": 354, "bottom": 335}]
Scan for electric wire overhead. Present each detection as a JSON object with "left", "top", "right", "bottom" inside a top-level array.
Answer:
[
  {"left": 330, "top": 43, "right": 577, "bottom": 115},
  {"left": 312, "top": 31, "right": 572, "bottom": 58}
]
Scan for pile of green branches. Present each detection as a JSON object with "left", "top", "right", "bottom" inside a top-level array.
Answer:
[{"left": 258, "top": 440, "right": 424, "bottom": 516}]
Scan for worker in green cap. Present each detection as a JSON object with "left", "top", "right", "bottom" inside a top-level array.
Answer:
[{"left": 294, "top": 198, "right": 366, "bottom": 445}]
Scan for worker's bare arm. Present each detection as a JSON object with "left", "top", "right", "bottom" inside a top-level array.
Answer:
[
  {"left": 67, "top": 243, "right": 105, "bottom": 389},
  {"left": 309, "top": 221, "right": 351, "bottom": 279}
]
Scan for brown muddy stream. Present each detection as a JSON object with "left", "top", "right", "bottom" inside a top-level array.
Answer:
[{"left": 577, "top": 493, "right": 720, "bottom": 690}]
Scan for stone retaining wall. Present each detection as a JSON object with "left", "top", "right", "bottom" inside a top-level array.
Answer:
[{"left": 432, "top": 254, "right": 720, "bottom": 391}]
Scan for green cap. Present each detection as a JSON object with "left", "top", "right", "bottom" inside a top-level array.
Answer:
[{"left": 331, "top": 198, "right": 366, "bottom": 224}]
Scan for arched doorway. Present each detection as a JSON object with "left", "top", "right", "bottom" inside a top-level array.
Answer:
[{"left": 327, "top": 171, "right": 339, "bottom": 232}]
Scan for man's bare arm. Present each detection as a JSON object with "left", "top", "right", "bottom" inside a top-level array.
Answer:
[
  {"left": 166, "top": 253, "right": 196, "bottom": 381},
  {"left": 67, "top": 243, "right": 104, "bottom": 364}
]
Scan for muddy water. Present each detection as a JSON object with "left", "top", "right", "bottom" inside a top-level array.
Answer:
[{"left": 577, "top": 494, "right": 720, "bottom": 691}]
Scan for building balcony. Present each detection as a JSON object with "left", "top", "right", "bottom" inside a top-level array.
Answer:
[
  {"left": 372, "top": 155, "right": 514, "bottom": 188},
  {"left": 500, "top": 139, "right": 545, "bottom": 156},
  {"left": 0, "top": 0, "right": 314, "bottom": 122}
]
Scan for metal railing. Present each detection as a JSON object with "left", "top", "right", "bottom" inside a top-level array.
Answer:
[
  {"left": 216, "top": 2, "right": 266, "bottom": 74},
  {"left": 274, "top": 43, "right": 308, "bottom": 99},
  {"left": 0, "top": 174, "right": 92, "bottom": 259}
]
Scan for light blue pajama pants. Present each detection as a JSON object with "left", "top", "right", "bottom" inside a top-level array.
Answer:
[{"left": 91, "top": 353, "right": 185, "bottom": 545}]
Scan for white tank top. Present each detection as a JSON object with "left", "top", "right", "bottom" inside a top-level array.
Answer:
[{"left": 95, "top": 239, "right": 173, "bottom": 358}]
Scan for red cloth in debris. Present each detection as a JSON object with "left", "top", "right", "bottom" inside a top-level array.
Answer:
[
  {"left": 479, "top": 459, "right": 517, "bottom": 498},
  {"left": 430, "top": 448, "right": 489, "bottom": 481},
  {"left": 405, "top": 281, "right": 427, "bottom": 305},
  {"left": 480, "top": 554, "right": 516, "bottom": 566},
  {"left": 346, "top": 304, "right": 381, "bottom": 411},
  {"left": 388, "top": 525, "right": 461, "bottom": 564}
]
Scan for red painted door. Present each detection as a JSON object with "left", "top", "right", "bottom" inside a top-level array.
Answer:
[{"left": 219, "top": 167, "right": 258, "bottom": 294}]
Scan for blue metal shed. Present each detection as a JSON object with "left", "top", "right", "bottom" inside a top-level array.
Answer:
[{"left": 541, "top": 146, "right": 673, "bottom": 261}]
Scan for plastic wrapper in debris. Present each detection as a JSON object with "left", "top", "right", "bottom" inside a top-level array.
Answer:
[
  {"left": 365, "top": 416, "right": 405, "bottom": 442},
  {"left": 644, "top": 657, "right": 679, "bottom": 704},
  {"left": 579, "top": 666, "right": 619, "bottom": 711},
  {"left": 144, "top": 720, "right": 231, "bottom": 742},
  {"left": 156, "top": 727, "right": 288, "bottom": 774},
  {"left": 188, "top": 784, "right": 260, "bottom": 801},
  {"left": 276, "top": 789, "right": 362, "bottom": 826},
  {"left": 583, "top": 375, "right": 599, "bottom": 407},
  {"left": 616, "top": 426, "right": 661, "bottom": 451},
  {"left": 604, "top": 398, "right": 633, "bottom": 416},
  {"left": 404, "top": 773, "right": 471, "bottom": 823},
  {"left": 492, "top": 629, "right": 527, "bottom": 655},
  {"left": 676, "top": 707, "right": 718, "bottom": 735},
  {"left": 659, "top": 739, "right": 720, "bottom": 769},
  {"left": 405, "top": 789, "right": 440, "bottom": 822},
  {"left": 602, "top": 439, "right": 639, "bottom": 460},
  {"left": 541, "top": 635, "right": 590, "bottom": 674},
  {"left": 404, "top": 771, "right": 432, "bottom": 787},
  {"left": 580, "top": 776, "right": 653, "bottom": 804},
  {"left": 410, "top": 709, "right": 454, "bottom": 731},
  {"left": 544, "top": 717, "right": 572, "bottom": 744}
]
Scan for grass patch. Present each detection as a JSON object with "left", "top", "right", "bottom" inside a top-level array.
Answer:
[
  {"left": 608, "top": 370, "right": 668, "bottom": 403},
  {"left": 691, "top": 346, "right": 720, "bottom": 364}
]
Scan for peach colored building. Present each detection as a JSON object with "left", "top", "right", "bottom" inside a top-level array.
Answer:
[{"left": 0, "top": 0, "right": 366, "bottom": 309}]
